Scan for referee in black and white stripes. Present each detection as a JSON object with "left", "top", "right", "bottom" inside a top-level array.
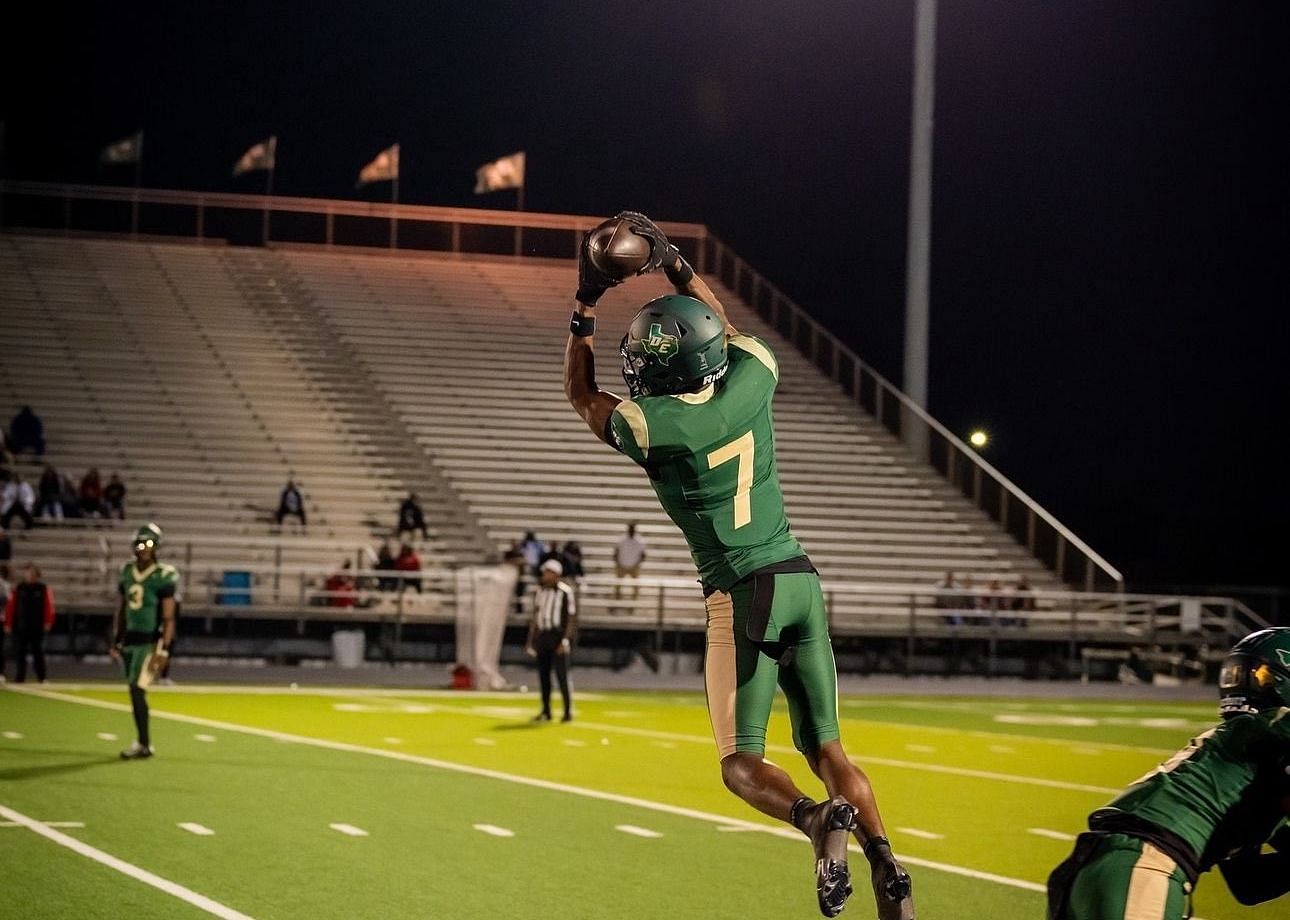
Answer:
[{"left": 525, "top": 558, "right": 576, "bottom": 722}]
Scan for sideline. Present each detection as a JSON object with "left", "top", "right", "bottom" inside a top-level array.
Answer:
[
  {"left": 0, "top": 802, "right": 257, "bottom": 920},
  {"left": 9, "top": 685, "right": 1047, "bottom": 894}
]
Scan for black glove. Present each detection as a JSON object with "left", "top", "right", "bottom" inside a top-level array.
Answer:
[
  {"left": 615, "top": 211, "right": 695, "bottom": 287},
  {"left": 576, "top": 229, "right": 621, "bottom": 307}
]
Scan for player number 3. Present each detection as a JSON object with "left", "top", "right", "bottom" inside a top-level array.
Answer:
[
  {"left": 127, "top": 583, "right": 145, "bottom": 611},
  {"left": 707, "top": 431, "right": 755, "bottom": 529}
]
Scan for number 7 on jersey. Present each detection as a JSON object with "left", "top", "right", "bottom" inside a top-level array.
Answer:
[{"left": 707, "top": 431, "right": 755, "bottom": 529}]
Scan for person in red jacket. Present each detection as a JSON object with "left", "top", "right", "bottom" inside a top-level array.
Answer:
[
  {"left": 394, "top": 543, "right": 422, "bottom": 593},
  {"left": 4, "top": 564, "right": 55, "bottom": 682}
]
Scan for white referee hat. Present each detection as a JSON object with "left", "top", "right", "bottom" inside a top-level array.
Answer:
[{"left": 540, "top": 558, "right": 564, "bottom": 575}]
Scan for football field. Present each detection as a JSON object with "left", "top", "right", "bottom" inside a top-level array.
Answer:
[{"left": 0, "top": 683, "right": 1276, "bottom": 919}]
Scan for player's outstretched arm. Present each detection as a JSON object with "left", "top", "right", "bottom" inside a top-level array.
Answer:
[{"left": 565, "top": 230, "right": 623, "bottom": 444}]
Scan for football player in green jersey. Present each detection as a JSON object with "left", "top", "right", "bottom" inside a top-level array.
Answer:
[
  {"left": 1047, "top": 627, "right": 1290, "bottom": 919},
  {"left": 564, "top": 212, "right": 914, "bottom": 919},
  {"left": 108, "top": 523, "right": 179, "bottom": 760}
]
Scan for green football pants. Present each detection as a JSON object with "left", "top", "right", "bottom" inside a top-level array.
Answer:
[{"left": 1060, "top": 834, "right": 1192, "bottom": 920}]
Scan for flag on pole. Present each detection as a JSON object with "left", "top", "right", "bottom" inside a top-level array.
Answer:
[
  {"left": 357, "top": 144, "right": 399, "bottom": 187},
  {"left": 233, "top": 136, "right": 277, "bottom": 177},
  {"left": 473, "top": 151, "right": 525, "bottom": 194},
  {"left": 99, "top": 131, "right": 143, "bottom": 165}
]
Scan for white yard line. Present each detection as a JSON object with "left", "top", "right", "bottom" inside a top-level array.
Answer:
[
  {"left": 2, "top": 731, "right": 23, "bottom": 739},
  {"left": 96, "top": 732, "right": 118, "bottom": 741},
  {"left": 473, "top": 824, "right": 514, "bottom": 838},
  {"left": 561, "top": 739, "right": 588, "bottom": 747},
  {"left": 12, "top": 687, "right": 1049, "bottom": 894},
  {"left": 897, "top": 827, "right": 945, "bottom": 840},
  {"left": 1027, "top": 828, "right": 1077, "bottom": 842},
  {"left": 616, "top": 825, "right": 663, "bottom": 838},
  {"left": 193, "top": 734, "right": 217, "bottom": 743},
  {"left": 473, "top": 738, "right": 497, "bottom": 746},
  {"left": 904, "top": 744, "right": 936, "bottom": 753},
  {"left": 329, "top": 823, "right": 369, "bottom": 837},
  {"left": 179, "top": 823, "right": 216, "bottom": 836},
  {"left": 383, "top": 737, "right": 404, "bottom": 744},
  {"left": 0, "top": 821, "right": 84, "bottom": 828},
  {"left": 0, "top": 803, "right": 256, "bottom": 920}
]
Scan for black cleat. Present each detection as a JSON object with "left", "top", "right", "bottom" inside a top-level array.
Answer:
[
  {"left": 119, "top": 742, "right": 154, "bottom": 760},
  {"left": 867, "top": 840, "right": 916, "bottom": 920},
  {"left": 802, "top": 796, "right": 857, "bottom": 917},
  {"left": 532, "top": 712, "right": 551, "bottom": 723}
]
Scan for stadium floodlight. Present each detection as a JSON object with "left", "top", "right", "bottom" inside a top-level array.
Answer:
[{"left": 969, "top": 430, "right": 989, "bottom": 449}]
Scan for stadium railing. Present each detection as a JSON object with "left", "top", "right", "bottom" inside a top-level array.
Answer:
[{"left": 2, "top": 180, "right": 1123, "bottom": 594}]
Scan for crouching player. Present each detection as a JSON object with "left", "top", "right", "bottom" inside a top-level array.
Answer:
[
  {"left": 108, "top": 523, "right": 178, "bottom": 760},
  {"left": 1048, "top": 627, "right": 1290, "bottom": 918}
]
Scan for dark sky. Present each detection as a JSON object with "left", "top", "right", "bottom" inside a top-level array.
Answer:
[{"left": 3, "top": 1, "right": 1286, "bottom": 594}]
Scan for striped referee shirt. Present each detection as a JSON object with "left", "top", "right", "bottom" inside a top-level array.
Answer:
[{"left": 533, "top": 582, "right": 576, "bottom": 633}]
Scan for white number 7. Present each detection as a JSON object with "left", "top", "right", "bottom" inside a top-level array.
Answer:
[{"left": 707, "top": 431, "right": 755, "bottom": 529}]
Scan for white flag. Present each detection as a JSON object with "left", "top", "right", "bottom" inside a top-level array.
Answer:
[
  {"left": 100, "top": 131, "right": 143, "bottom": 165},
  {"left": 474, "top": 151, "right": 525, "bottom": 194},
  {"left": 233, "top": 136, "right": 277, "bottom": 177},
  {"left": 358, "top": 143, "right": 400, "bottom": 187}
]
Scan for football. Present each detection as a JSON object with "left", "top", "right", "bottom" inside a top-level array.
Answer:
[{"left": 586, "top": 217, "right": 652, "bottom": 280}]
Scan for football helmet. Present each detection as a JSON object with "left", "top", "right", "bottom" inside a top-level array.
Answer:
[
  {"left": 620, "top": 294, "right": 728, "bottom": 398},
  {"left": 1218, "top": 627, "right": 1290, "bottom": 717}
]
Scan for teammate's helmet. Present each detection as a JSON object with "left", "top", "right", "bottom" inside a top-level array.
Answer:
[
  {"left": 1218, "top": 627, "right": 1290, "bottom": 717},
  {"left": 620, "top": 295, "right": 728, "bottom": 398},
  {"left": 133, "top": 522, "right": 163, "bottom": 552}
]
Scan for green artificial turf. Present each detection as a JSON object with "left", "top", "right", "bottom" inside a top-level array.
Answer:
[{"left": 0, "top": 684, "right": 1278, "bottom": 919}]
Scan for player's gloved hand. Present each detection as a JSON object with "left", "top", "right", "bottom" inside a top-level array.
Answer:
[
  {"left": 615, "top": 210, "right": 695, "bottom": 287},
  {"left": 576, "top": 229, "right": 622, "bottom": 306}
]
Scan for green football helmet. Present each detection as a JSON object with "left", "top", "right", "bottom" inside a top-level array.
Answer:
[
  {"left": 620, "top": 294, "right": 728, "bottom": 398},
  {"left": 133, "top": 522, "right": 163, "bottom": 552},
  {"left": 1218, "top": 627, "right": 1290, "bottom": 717}
]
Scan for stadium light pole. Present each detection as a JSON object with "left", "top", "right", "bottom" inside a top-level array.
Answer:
[{"left": 903, "top": 0, "right": 937, "bottom": 461}]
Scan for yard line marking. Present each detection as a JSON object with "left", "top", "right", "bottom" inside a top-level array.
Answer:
[
  {"left": 14, "top": 687, "right": 1047, "bottom": 894},
  {"left": 178, "top": 823, "right": 215, "bottom": 836},
  {"left": 1069, "top": 747, "right": 1102, "bottom": 756},
  {"left": 904, "top": 744, "right": 936, "bottom": 753},
  {"left": 34, "top": 683, "right": 606, "bottom": 701},
  {"left": 988, "top": 745, "right": 1015, "bottom": 754},
  {"left": 716, "top": 825, "right": 758, "bottom": 832},
  {"left": 329, "top": 823, "right": 369, "bottom": 837},
  {"left": 96, "top": 732, "right": 118, "bottom": 741},
  {"left": 2, "top": 731, "right": 22, "bottom": 739},
  {"left": 0, "top": 802, "right": 257, "bottom": 920},
  {"left": 0, "top": 821, "right": 85, "bottom": 828},
  {"left": 383, "top": 737, "right": 403, "bottom": 744},
  {"left": 193, "top": 734, "right": 217, "bottom": 743},
  {"left": 473, "top": 737, "right": 497, "bottom": 746},
  {"left": 651, "top": 741, "right": 677, "bottom": 749},
  {"left": 562, "top": 739, "right": 588, "bottom": 747},
  {"left": 1027, "top": 828, "right": 1077, "bottom": 842},
  {"left": 473, "top": 824, "right": 515, "bottom": 838},
  {"left": 616, "top": 824, "right": 663, "bottom": 838},
  {"left": 898, "top": 827, "right": 945, "bottom": 840}
]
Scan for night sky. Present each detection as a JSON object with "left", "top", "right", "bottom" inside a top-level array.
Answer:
[{"left": 3, "top": 2, "right": 1285, "bottom": 597}]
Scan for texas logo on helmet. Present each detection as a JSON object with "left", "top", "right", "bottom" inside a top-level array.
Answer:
[
  {"left": 1278, "top": 648, "right": 1290, "bottom": 668},
  {"left": 643, "top": 323, "right": 679, "bottom": 365}
]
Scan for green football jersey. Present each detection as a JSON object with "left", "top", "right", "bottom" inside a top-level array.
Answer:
[
  {"left": 118, "top": 560, "right": 180, "bottom": 636},
  {"left": 608, "top": 333, "right": 803, "bottom": 591},
  {"left": 1096, "top": 708, "right": 1290, "bottom": 861}
]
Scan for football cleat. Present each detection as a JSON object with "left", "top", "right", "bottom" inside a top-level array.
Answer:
[
  {"left": 532, "top": 712, "right": 551, "bottom": 723},
  {"left": 119, "top": 742, "right": 154, "bottom": 760},
  {"left": 867, "top": 840, "right": 916, "bottom": 920},
  {"left": 801, "top": 796, "right": 857, "bottom": 917}
]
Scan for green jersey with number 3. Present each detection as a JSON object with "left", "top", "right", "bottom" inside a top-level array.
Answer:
[
  {"left": 119, "top": 561, "right": 180, "bottom": 636},
  {"left": 609, "top": 333, "right": 803, "bottom": 591}
]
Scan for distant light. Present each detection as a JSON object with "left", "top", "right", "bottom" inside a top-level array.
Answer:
[{"left": 968, "top": 430, "right": 989, "bottom": 449}]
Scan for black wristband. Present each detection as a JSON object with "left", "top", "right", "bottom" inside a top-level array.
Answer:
[
  {"left": 569, "top": 311, "right": 596, "bottom": 337},
  {"left": 665, "top": 253, "right": 695, "bottom": 288}
]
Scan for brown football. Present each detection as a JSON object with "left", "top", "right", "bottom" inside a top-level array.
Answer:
[{"left": 586, "top": 217, "right": 652, "bottom": 280}]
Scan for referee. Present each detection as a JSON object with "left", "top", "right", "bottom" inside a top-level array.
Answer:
[{"left": 524, "top": 558, "right": 576, "bottom": 722}]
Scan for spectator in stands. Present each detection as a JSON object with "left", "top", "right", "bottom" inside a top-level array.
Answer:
[
  {"left": 104, "top": 473, "right": 127, "bottom": 520},
  {"left": 935, "top": 571, "right": 961, "bottom": 625},
  {"left": 79, "top": 468, "right": 104, "bottom": 518},
  {"left": 37, "top": 465, "right": 63, "bottom": 519},
  {"left": 395, "top": 542, "right": 422, "bottom": 592},
  {"left": 1013, "top": 576, "right": 1035, "bottom": 615},
  {"left": 613, "top": 522, "right": 647, "bottom": 601},
  {"left": 560, "top": 541, "right": 585, "bottom": 582},
  {"left": 325, "top": 560, "right": 357, "bottom": 608},
  {"left": 375, "top": 539, "right": 397, "bottom": 591},
  {"left": 275, "top": 478, "right": 307, "bottom": 530},
  {"left": 58, "top": 472, "right": 81, "bottom": 519},
  {"left": 396, "top": 493, "right": 429, "bottom": 542},
  {"left": 1, "top": 473, "right": 35, "bottom": 530},
  {"left": 3, "top": 564, "right": 55, "bottom": 683},
  {"left": 519, "top": 531, "right": 545, "bottom": 574},
  {"left": 7, "top": 407, "right": 45, "bottom": 457},
  {"left": 981, "top": 578, "right": 1005, "bottom": 624}
]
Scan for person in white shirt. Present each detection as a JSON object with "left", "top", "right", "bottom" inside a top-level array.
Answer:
[
  {"left": 613, "top": 522, "right": 647, "bottom": 601},
  {"left": 1, "top": 474, "right": 36, "bottom": 530}
]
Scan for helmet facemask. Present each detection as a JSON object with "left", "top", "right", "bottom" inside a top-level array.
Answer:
[{"left": 1219, "top": 651, "right": 1290, "bottom": 717}]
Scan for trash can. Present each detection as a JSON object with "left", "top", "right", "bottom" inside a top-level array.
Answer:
[
  {"left": 219, "top": 571, "right": 252, "bottom": 606},
  {"left": 332, "top": 629, "right": 365, "bottom": 668}
]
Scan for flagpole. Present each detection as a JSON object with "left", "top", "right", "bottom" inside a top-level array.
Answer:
[
  {"left": 514, "top": 183, "right": 525, "bottom": 257},
  {"left": 263, "top": 160, "right": 274, "bottom": 246},
  {"left": 131, "top": 131, "right": 143, "bottom": 238},
  {"left": 391, "top": 175, "right": 399, "bottom": 250}
]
